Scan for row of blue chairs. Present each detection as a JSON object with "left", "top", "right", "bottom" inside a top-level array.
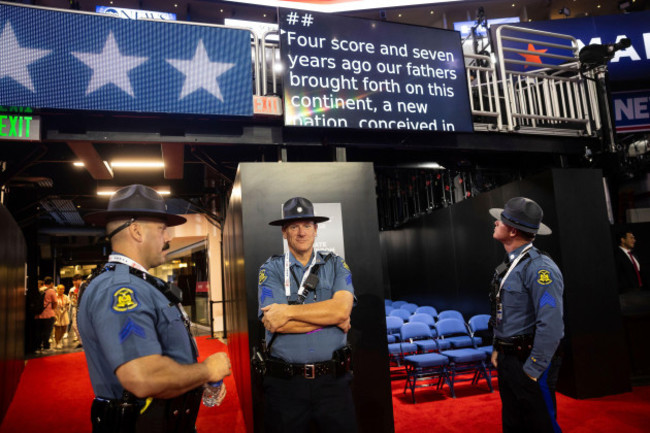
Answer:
[
  {"left": 387, "top": 306, "right": 466, "bottom": 323},
  {"left": 387, "top": 314, "right": 494, "bottom": 402}
]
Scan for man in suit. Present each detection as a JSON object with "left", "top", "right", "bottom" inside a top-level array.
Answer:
[{"left": 614, "top": 230, "right": 644, "bottom": 293}]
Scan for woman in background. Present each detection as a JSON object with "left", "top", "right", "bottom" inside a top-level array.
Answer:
[{"left": 53, "top": 284, "right": 70, "bottom": 350}]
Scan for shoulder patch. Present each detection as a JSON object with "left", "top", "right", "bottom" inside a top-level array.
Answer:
[
  {"left": 536, "top": 269, "right": 552, "bottom": 285},
  {"left": 112, "top": 287, "right": 139, "bottom": 313},
  {"left": 341, "top": 260, "right": 351, "bottom": 272},
  {"left": 259, "top": 269, "right": 267, "bottom": 286}
]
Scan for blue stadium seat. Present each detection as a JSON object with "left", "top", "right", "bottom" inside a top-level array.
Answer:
[{"left": 389, "top": 308, "right": 411, "bottom": 321}]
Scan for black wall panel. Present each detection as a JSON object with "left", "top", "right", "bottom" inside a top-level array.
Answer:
[
  {"left": 224, "top": 162, "right": 393, "bottom": 433},
  {"left": 381, "top": 169, "right": 631, "bottom": 398},
  {"left": 0, "top": 204, "right": 26, "bottom": 425}
]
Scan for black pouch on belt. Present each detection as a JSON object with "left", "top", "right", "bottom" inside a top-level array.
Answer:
[{"left": 332, "top": 345, "right": 353, "bottom": 376}]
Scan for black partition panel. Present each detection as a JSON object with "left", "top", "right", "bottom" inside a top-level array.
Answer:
[
  {"left": 381, "top": 169, "right": 631, "bottom": 398},
  {"left": 0, "top": 204, "right": 26, "bottom": 425},
  {"left": 223, "top": 162, "right": 393, "bottom": 433}
]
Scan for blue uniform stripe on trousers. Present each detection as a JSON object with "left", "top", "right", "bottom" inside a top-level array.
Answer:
[{"left": 538, "top": 366, "right": 562, "bottom": 433}]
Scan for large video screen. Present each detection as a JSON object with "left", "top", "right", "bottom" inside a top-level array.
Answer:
[
  {"left": 0, "top": 3, "right": 252, "bottom": 116},
  {"left": 279, "top": 8, "right": 473, "bottom": 132}
]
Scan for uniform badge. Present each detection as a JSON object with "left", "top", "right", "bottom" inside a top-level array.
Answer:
[
  {"left": 112, "top": 287, "right": 139, "bottom": 313},
  {"left": 342, "top": 260, "right": 350, "bottom": 272},
  {"left": 537, "top": 269, "right": 552, "bottom": 285},
  {"left": 259, "top": 269, "right": 267, "bottom": 285}
]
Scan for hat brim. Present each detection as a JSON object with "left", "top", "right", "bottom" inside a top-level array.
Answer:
[
  {"left": 84, "top": 210, "right": 187, "bottom": 227},
  {"left": 269, "top": 215, "right": 330, "bottom": 226},
  {"left": 489, "top": 208, "right": 552, "bottom": 236}
]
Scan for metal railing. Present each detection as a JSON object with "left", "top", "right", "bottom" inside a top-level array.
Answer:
[
  {"left": 494, "top": 25, "right": 600, "bottom": 136},
  {"left": 253, "top": 24, "right": 601, "bottom": 138}
]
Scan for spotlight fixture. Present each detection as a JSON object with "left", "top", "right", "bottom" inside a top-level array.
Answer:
[{"left": 558, "top": 7, "right": 571, "bottom": 17}]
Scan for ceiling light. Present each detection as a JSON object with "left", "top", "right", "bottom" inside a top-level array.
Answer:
[
  {"left": 110, "top": 161, "right": 165, "bottom": 169},
  {"left": 97, "top": 186, "right": 171, "bottom": 196}
]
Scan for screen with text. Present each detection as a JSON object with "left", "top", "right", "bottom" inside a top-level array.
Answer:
[{"left": 280, "top": 8, "right": 473, "bottom": 132}]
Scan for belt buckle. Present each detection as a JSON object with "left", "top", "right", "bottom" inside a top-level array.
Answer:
[{"left": 304, "top": 364, "right": 316, "bottom": 379}]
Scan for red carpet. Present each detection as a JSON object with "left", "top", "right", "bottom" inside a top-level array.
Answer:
[
  {"left": 0, "top": 336, "right": 245, "bottom": 433},
  {"left": 2, "top": 344, "right": 650, "bottom": 432},
  {"left": 390, "top": 369, "right": 650, "bottom": 433}
]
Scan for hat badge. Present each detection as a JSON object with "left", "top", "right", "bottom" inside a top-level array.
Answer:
[{"left": 297, "top": 206, "right": 303, "bottom": 213}]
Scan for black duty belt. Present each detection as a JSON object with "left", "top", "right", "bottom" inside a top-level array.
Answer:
[
  {"left": 265, "top": 357, "right": 348, "bottom": 379},
  {"left": 494, "top": 334, "right": 534, "bottom": 355}
]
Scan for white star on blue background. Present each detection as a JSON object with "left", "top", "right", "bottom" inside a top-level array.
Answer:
[
  {"left": 166, "top": 39, "right": 235, "bottom": 101},
  {"left": 71, "top": 31, "right": 148, "bottom": 97},
  {"left": 0, "top": 22, "right": 51, "bottom": 92}
]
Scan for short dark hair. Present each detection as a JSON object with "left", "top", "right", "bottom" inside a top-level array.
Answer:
[
  {"left": 517, "top": 229, "right": 536, "bottom": 242},
  {"left": 617, "top": 230, "right": 632, "bottom": 244},
  {"left": 43, "top": 276, "right": 53, "bottom": 285},
  {"left": 72, "top": 274, "right": 83, "bottom": 281}
]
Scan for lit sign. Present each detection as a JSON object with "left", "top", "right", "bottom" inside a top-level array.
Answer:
[
  {"left": 280, "top": 8, "right": 472, "bottom": 132},
  {"left": 613, "top": 89, "right": 650, "bottom": 133},
  {"left": 254, "top": 96, "right": 282, "bottom": 115},
  {"left": 96, "top": 6, "right": 177, "bottom": 21},
  {"left": 0, "top": 107, "right": 40, "bottom": 140},
  {"left": 0, "top": 3, "right": 253, "bottom": 116},
  {"left": 222, "top": 0, "right": 464, "bottom": 13}
]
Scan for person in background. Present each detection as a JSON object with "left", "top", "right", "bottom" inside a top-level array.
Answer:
[
  {"left": 614, "top": 230, "right": 644, "bottom": 293},
  {"left": 53, "top": 284, "right": 70, "bottom": 350},
  {"left": 35, "top": 276, "right": 57, "bottom": 353},
  {"left": 489, "top": 197, "right": 564, "bottom": 433},
  {"left": 68, "top": 274, "right": 83, "bottom": 345}
]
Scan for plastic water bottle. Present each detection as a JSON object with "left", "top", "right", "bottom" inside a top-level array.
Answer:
[{"left": 202, "top": 380, "right": 226, "bottom": 407}]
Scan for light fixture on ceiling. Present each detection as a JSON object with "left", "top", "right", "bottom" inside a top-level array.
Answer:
[
  {"left": 97, "top": 186, "right": 171, "bottom": 196},
  {"left": 558, "top": 7, "right": 571, "bottom": 17},
  {"left": 110, "top": 161, "right": 165, "bottom": 169},
  {"left": 74, "top": 160, "right": 165, "bottom": 169}
]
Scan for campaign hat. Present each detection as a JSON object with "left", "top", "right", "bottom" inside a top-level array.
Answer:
[
  {"left": 84, "top": 184, "right": 186, "bottom": 227},
  {"left": 268, "top": 197, "right": 329, "bottom": 226},
  {"left": 489, "top": 197, "right": 551, "bottom": 235}
]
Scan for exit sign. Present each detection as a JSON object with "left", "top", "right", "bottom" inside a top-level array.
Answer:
[
  {"left": 253, "top": 96, "right": 282, "bottom": 116},
  {"left": 0, "top": 114, "right": 40, "bottom": 140}
]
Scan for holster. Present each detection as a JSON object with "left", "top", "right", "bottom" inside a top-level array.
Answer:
[{"left": 91, "top": 388, "right": 202, "bottom": 433}]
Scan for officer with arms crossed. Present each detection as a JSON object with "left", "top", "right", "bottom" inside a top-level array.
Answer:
[
  {"left": 489, "top": 197, "right": 564, "bottom": 433},
  {"left": 79, "top": 184, "right": 231, "bottom": 433},
  {"left": 258, "top": 197, "right": 357, "bottom": 433}
]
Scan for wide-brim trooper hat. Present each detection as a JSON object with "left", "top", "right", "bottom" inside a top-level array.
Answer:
[
  {"left": 269, "top": 197, "right": 330, "bottom": 226},
  {"left": 489, "top": 197, "right": 552, "bottom": 235},
  {"left": 84, "top": 184, "right": 187, "bottom": 227}
]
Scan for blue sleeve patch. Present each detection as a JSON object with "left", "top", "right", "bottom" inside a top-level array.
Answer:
[
  {"left": 119, "top": 317, "right": 146, "bottom": 343},
  {"left": 112, "top": 286, "right": 139, "bottom": 313},
  {"left": 260, "top": 286, "right": 273, "bottom": 303},
  {"left": 346, "top": 274, "right": 352, "bottom": 285},
  {"left": 539, "top": 291, "right": 557, "bottom": 308}
]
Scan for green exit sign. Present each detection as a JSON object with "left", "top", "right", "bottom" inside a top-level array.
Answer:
[{"left": 0, "top": 114, "right": 40, "bottom": 140}]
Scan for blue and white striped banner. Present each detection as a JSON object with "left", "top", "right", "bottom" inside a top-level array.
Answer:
[{"left": 0, "top": 3, "right": 253, "bottom": 116}]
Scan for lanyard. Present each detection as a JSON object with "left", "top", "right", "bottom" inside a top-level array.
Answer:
[
  {"left": 497, "top": 244, "right": 533, "bottom": 296},
  {"left": 284, "top": 251, "right": 318, "bottom": 298},
  {"left": 108, "top": 254, "right": 149, "bottom": 273}
]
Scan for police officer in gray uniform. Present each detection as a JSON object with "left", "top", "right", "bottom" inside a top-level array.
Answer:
[
  {"left": 489, "top": 197, "right": 564, "bottom": 433},
  {"left": 79, "top": 184, "right": 231, "bottom": 433},
  {"left": 257, "top": 197, "right": 356, "bottom": 433}
]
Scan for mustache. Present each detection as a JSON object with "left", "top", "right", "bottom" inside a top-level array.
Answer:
[{"left": 162, "top": 242, "right": 170, "bottom": 251}]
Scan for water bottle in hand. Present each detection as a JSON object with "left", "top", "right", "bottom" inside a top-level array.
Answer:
[{"left": 202, "top": 380, "right": 226, "bottom": 407}]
